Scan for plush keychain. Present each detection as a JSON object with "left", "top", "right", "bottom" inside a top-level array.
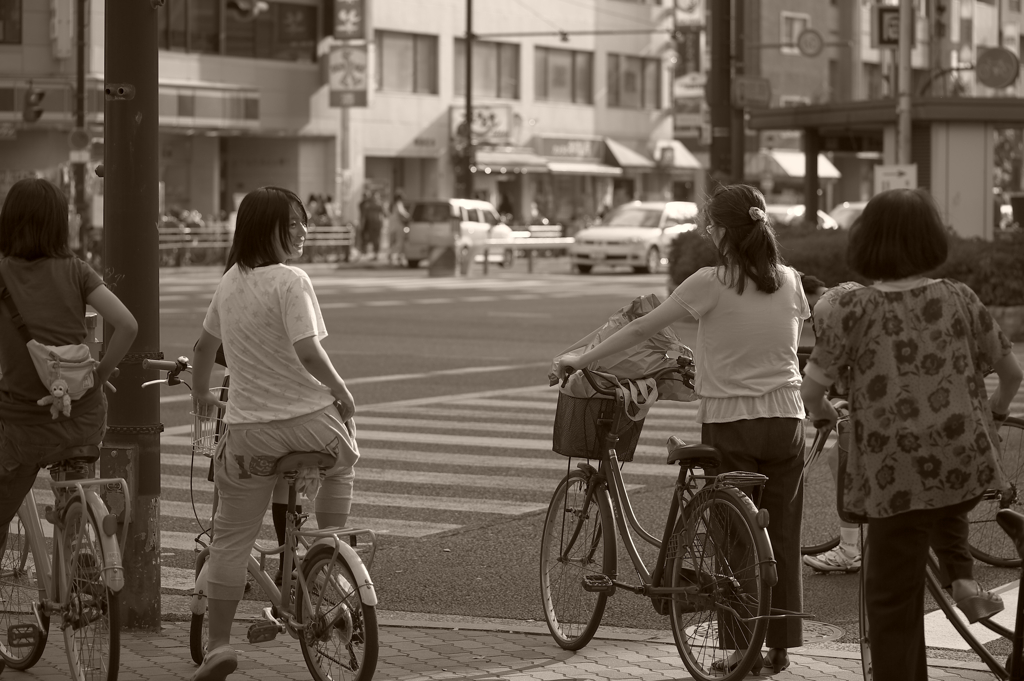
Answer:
[{"left": 38, "top": 378, "right": 72, "bottom": 419}]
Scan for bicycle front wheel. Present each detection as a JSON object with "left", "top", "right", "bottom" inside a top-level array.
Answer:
[
  {"left": 968, "top": 416, "right": 1024, "bottom": 567},
  {"left": 296, "top": 545, "right": 378, "bottom": 681},
  {"left": 61, "top": 501, "right": 120, "bottom": 681},
  {"left": 801, "top": 428, "right": 840, "bottom": 556},
  {"left": 669, "top": 486, "right": 771, "bottom": 681},
  {"left": 0, "top": 508, "right": 49, "bottom": 669},
  {"left": 539, "top": 469, "right": 616, "bottom": 651}
]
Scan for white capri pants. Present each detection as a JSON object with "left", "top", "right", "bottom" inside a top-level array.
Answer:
[{"left": 207, "top": 404, "right": 359, "bottom": 601}]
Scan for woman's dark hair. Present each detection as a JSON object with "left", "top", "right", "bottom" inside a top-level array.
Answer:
[
  {"left": 846, "top": 188, "right": 948, "bottom": 280},
  {"left": 225, "top": 186, "right": 307, "bottom": 273},
  {"left": 800, "top": 273, "right": 826, "bottom": 296},
  {"left": 0, "top": 178, "right": 74, "bottom": 260},
  {"left": 701, "top": 183, "right": 783, "bottom": 294}
]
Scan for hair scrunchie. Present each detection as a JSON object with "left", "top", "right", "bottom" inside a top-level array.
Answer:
[{"left": 749, "top": 206, "right": 766, "bottom": 223}]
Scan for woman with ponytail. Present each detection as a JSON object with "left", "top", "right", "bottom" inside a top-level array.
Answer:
[{"left": 554, "top": 184, "right": 810, "bottom": 675}]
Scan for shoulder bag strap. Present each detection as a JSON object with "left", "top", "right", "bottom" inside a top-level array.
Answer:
[{"left": 0, "top": 268, "right": 34, "bottom": 345}]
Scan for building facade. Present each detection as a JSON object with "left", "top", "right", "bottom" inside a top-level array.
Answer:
[{"left": 0, "top": 0, "right": 698, "bottom": 230}]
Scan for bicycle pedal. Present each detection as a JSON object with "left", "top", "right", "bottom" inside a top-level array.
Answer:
[
  {"left": 582, "top": 574, "right": 615, "bottom": 594},
  {"left": 246, "top": 621, "right": 281, "bottom": 644},
  {"left": 7, "top": 623, "right": 39, "bottom": 647}
]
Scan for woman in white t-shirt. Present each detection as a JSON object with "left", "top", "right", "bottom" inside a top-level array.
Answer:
[
  {"left": 190, "top": 186, "right": 359, "bottom": 681},
  {"left": 553, "top": 184, "right": 809, "bottom": 676}
]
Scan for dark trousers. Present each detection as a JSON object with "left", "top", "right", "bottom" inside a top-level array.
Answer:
[
  {"left": 702, "top": 417, "right": 805, "bottom": 649},
  {"left": 865, "top": 496, "right": 980, "bottom": 681}
]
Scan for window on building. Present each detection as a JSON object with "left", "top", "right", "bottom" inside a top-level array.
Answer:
[
  {"left": 0, "top": 0, "right": 21, "bottom": 44},
  {"left": 536, "top": 46, "right": 593, "bottom": 104},
  {"left": 780, "top": 11, "right": 810, "bottom": 56},
  {"left": 375, "top": 31, "right": 438, "bottom": 94},
  {"left": 606, "top": 53, "right": 661, "bottom": 109},
  {"left": 454, "top": 39, "right": 519, "bottom": 99},
  {"left": 157, "top": 0, "right": 315, "bottom": 61}
]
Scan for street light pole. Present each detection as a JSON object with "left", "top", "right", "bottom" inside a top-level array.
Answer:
[
  {"left": 896, "top": 0, "right": 913, "bottom": 165},
  {"left": 708, "top": 0, "right": 732, "bottom": 184},
  {"left": 73, "top": 0, "right": 86, "bottom": 259},
  {"left": 102, "top": 0, "right": 161, "bottom": 629},
  {"left": 463, "top": 0, "right": 474, "bottom": 199}
]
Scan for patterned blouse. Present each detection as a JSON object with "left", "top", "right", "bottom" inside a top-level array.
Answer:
[{"left": 808, "top": 279, "right": 1012, "bottom": 518}]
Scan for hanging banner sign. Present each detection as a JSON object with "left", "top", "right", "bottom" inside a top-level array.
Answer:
[
  {"left": 328, "top": 43, "right": 368, "bottom": 107},
  {"left": 334, "top": 0, "right": 367, "bottom": 41}
]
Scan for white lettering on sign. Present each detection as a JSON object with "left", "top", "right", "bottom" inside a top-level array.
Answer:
[{"left": 550, "top": 140, "right": 596, "bottom": 157}]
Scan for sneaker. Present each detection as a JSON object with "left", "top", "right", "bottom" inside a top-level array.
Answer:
[
  {"left": 191, "top": 645, "right": 237, "bottom": 681},
  {"left": 803, "top": 545, "right": 861, "bottom": 573}
]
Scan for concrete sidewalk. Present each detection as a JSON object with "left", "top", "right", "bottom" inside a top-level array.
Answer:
[{"left": 6, "top": 597, "right": 998, "bottom": 681}]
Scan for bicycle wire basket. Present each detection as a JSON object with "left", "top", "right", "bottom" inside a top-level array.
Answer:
[
  {"left": 191, "top": 396, "right": 226, "bottom": 459},
  {"left": 552, "top": 390, "right": 645, "bottom": 463}
]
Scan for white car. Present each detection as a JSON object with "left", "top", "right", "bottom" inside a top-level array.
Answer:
[
  {"left": 570, "top": 201, "right": 699, "bottom": 274},
  {"left": 828, "top": 201, "right": 867, "bottom": 230},
  {"left": 403, "top": 198, "right": 515, "bottom": 269},
  {"left": 766, "top": 204, "right": 840, "bottom": 230}
]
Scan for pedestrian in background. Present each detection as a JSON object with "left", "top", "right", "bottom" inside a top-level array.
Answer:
[
  {"left": 802, "top": 188, "right": 1023, "bottom": 681},
  {"left": 554, "top": 183, "right": 808, "bottom": 676},
  {"left": 360, "top": 190, "right": 385, "bottom": 261},
  {"left": 387, "top": 189, "right": 410, "bottom": 266}
]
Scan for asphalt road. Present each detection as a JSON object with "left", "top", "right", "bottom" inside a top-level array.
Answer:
[{"left": 49, "top": 257, "right": 1024, "bottom": 649}]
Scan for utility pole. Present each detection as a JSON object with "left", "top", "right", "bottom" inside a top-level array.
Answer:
[
  {"left": 73, "top": 0, "right": 86, "bottom": 259},
  {"left": 102, "top": 0, "right": 161, "bottom": 629},
  {"left": 730, "top": 0, "right": 745, "bottom": 185},
  {"left": 896, "top": 0, "right": 912, "bottom": 164},
  {"left": 708, "top": 0, "right": 732, "bottom": 184},
  {"left": 463, "top": 0, "right": 474, "bottom": 199}
]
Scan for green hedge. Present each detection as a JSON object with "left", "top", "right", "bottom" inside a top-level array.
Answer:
[{"left": 667, "top": 229, "right": 1024, "bottom": 306}]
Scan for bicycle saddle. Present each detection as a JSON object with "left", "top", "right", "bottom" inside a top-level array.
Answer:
[
  {"left": 274, "top": 451, "right": 335, "bottom": 474},
  {"left": 49, "top": 444, "right": 101, "bottom": 466},
  {"left": 665, "top": 436, "right": 721, "bottom": 469},
  {"left": 996, "top": 509, "right": 1024, "bottom": 561}
]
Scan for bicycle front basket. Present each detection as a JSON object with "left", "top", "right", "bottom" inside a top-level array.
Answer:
[
  {"left": 191, "top": 399, "right": 225, "bottom": 459},
  {"left": 552, "top": 391, "right": 645, "bottom": 462}
]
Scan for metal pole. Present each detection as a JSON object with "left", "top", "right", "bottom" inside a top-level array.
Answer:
[
  {"left": 730, "top": 0, "right": 745, "bottom": 185},
  {"left": 102, "top": 0, "right": 161, "bottom": 630},
  {"left": 73, "top": 0, "right": 86, "bottom": 259},
  {"left": 897, "top": 0, "right": 913, "bottom": 165},
  {"left": 464, "top": 0, "right": 474, "bottom": 199},
  {"left": 708, "top": 0, "right": 732, "bottom": 184}
]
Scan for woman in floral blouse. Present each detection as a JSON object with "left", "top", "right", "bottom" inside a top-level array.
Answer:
[{"left": 801, "top": 188, "right": 1023, "bottom": 681}]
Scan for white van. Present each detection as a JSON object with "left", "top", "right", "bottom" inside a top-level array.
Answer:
[{"left": 403, "top": 198, "right": 515, "bottom": 269}]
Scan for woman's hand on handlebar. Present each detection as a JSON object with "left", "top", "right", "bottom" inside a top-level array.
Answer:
[
  {"left": 193, "top": 388, "right": 227, "bottom": 411},
  {"left": 807, "top": 397, "right": 839, "bottom": 432},
  {"left": 550, "top": 353, "right": 583, "bottom": 386}
]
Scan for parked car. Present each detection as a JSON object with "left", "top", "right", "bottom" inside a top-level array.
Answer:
[
  {"left": 765, "top": 204, "right": 840, "bottom": 231},
  {"left": 569, "top": 200, "right": 699, "bottom": 274},
  {"left": 828, "top": 201, "right": 867, "bottom": 230},
  {"left": 403, "top": 198, "right": 515, "bottom": 269}
]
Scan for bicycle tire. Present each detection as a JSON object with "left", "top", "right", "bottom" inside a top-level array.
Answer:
[
  {"left": 969, "top": 416, "right": 1024, "bottom": 567},
  {"left": 0, "top": 507, "right": 49, "bottom": 669},
  {"left": 801, "top": 427, "right": 841, "bottom": 556},
  {"left": 539, "top": 469, "right": 616, "bottom": 651},
  {"left": 61, "top": 500, "right": 120, "bottom": 681},
  {"left": 188, "top": 555, "right": 209, "bottom": 665},
  {"left": 858, "top": 541, "right": 872, "bottom": 681},
  {"left": 669, "top": 486, "right": 771, "bottom": 681},
  {"left": 296, "top": 545, "right": 378, "bottom": 681}
]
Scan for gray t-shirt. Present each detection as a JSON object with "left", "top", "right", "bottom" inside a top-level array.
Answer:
[{"left": 0, "top": 256, "right": 103, "bottom": 423}]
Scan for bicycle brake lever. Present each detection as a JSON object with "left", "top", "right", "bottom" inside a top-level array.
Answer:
[{"left": 560, "top": 367, "right": 574, "bottom": 389}]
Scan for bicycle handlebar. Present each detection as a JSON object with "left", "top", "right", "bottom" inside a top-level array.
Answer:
[
  {"left": 560, "top": 358, "right": 695, "bottom": 396},
  {"left": 142, "top": 359, "right": 183, "bottom": 372}
]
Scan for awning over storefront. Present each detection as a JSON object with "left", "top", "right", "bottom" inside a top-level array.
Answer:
[
  {"left": 474, "top": 148, "right": 550, "bottom": 172},
  {"left": 747, "top": 149, "right": 841, "bottom": 180},
  {"left": 548, "top": 162, "right": 623, "bottom": 176},
  {"left": 653, "top": 140, "right": 703, "bottom": 171},
  {"left": 604, "top": 138, "right": 655, "bottom": 169}
]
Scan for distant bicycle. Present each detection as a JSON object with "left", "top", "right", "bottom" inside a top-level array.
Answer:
[
  {"left": 143, "top": 356, "right": 379, "bottom": 681},
  {"left": 0, "top": 447, "right": 130, "bottom": 681}
]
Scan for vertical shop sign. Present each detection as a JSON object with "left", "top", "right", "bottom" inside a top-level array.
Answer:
[
  {"left": 328, "top": 43, "right": 368, "bottom": 107},
  {"left": 334, "top": 0, "right": 366, "bottom": 41}
]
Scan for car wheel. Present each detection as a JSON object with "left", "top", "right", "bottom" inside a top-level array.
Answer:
[
  {"left": 576, "top": 264, "right": 593, "bottom": 274},
  {"left": 633, "top": 247, "right": 659, "bottom": 274},
  {"left": 406, "top": 259, "right": 421, "bottom": 268}
]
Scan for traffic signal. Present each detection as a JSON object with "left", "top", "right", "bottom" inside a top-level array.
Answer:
[
  {"left": 226, "top": 0, "right": 269, "bottom": 21},
  {"left": 22, "top": 84, "right": 45, "bottom": 123}
]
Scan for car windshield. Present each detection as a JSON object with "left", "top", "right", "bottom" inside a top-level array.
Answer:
[{"left": 597, "top": 206, "right": 662, "bottom": 228}]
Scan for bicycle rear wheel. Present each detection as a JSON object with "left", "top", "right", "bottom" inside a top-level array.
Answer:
[
  {"left": 539, "top": 469, "right": 616, "bottom": 651},
  {"left": 968, "top": 416, "right": 1024, "bottom": 567},
  {"left": 801, "top": 428, "right": 841, "bottom": 556},
  {"left": 61, "top": 500, "right": 120, "bottom": 681},
  {"left": 296, "top": 545, "right": 378, "bottom": 681},
  {"left": 669, "top": 486, "right": 771, "bottom": 681},
  {"left": 858, "top": 540, "right": 872, "bottom": 681},
  {"left": 0, "top": 508, "right": 49, "bottom": 669}
]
